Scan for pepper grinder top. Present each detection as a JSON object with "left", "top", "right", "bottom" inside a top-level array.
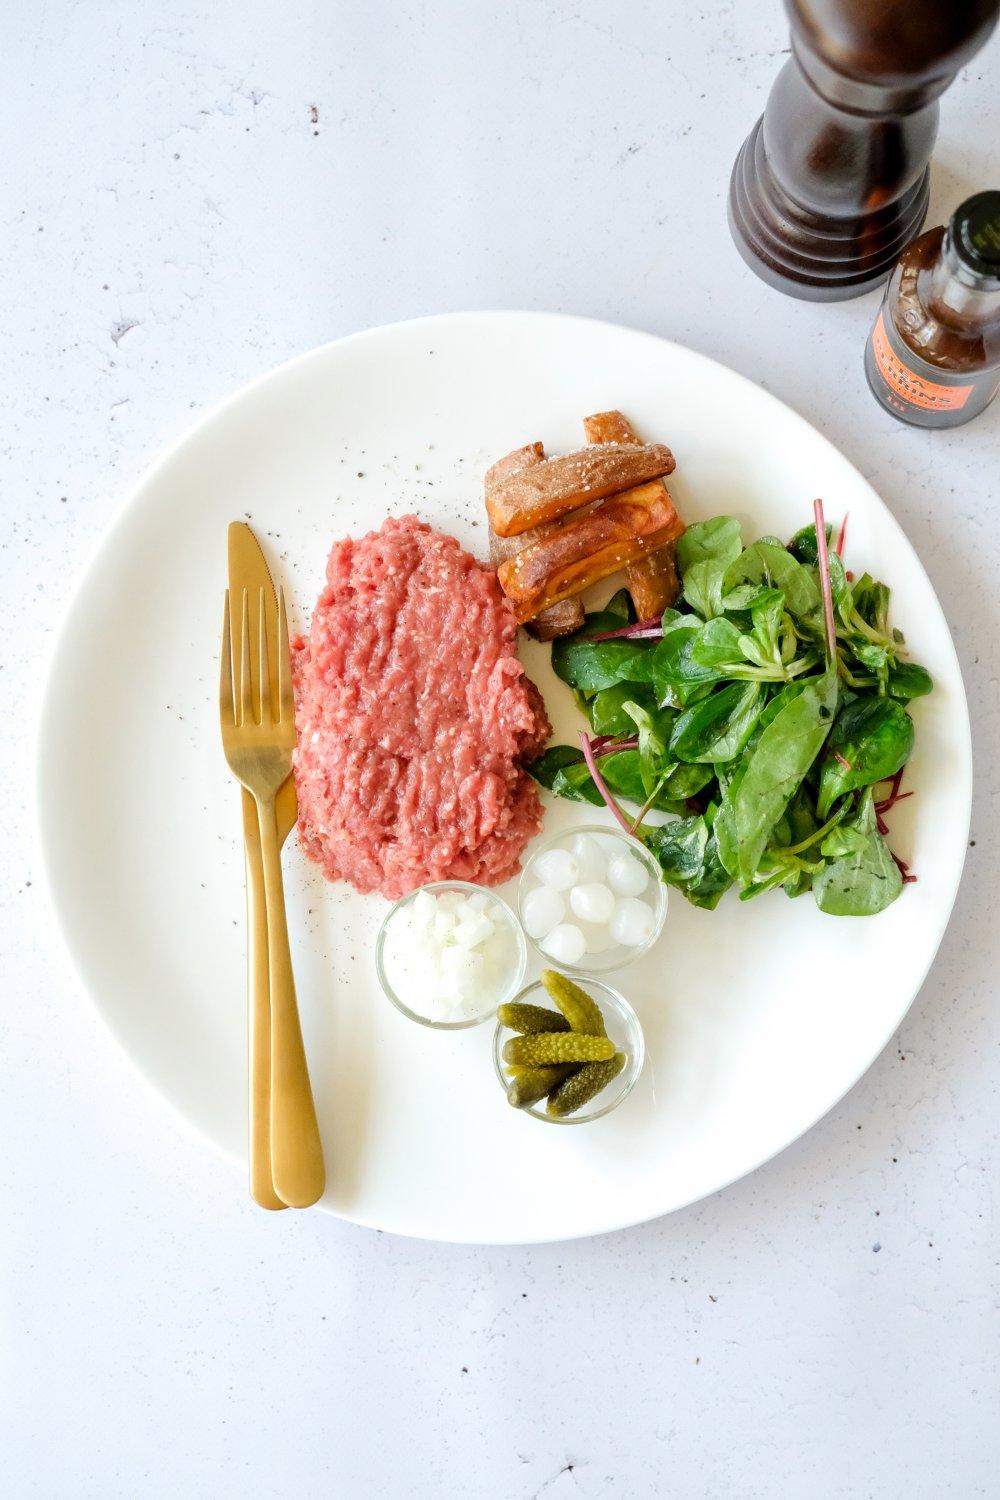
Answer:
[{"left": 729, "top": 0, "right": 1000, "bottom": 301}]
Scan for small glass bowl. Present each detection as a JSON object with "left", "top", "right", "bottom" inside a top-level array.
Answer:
[
  {"left": 517, "top": 824, "right": 667, "bottom": 975},
  {"left": 492, "top": 977, "right": 644, "bottom": 1124},
  {"left": 375, "top": 880, "right": 527, "bottom": 1031}
]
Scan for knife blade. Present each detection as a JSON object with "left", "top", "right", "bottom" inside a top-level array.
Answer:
[{"left": 227, "top": 521, "right": 298, "bottom": 1210}]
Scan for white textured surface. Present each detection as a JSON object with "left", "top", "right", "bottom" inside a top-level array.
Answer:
[{"left": 3, "top": 2, "right": 998, "bottom": 1496}]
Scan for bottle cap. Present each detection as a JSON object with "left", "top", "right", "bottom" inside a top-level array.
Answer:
[{"left": 952, "top": 191, "right": 1000, "bottom": 289}]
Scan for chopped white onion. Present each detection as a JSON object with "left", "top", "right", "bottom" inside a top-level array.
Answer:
[
  {"left": 383, "top": 888, "right": 518, "bottom": 1021},
  {"left": 433, "top": 908, "right": 457, "bottom": 941},
  {"left": 452, "top": 911, "right": 494, "bottom": 948},
  {"left": 412, "top": 888, "right": 437, "bottom": 926}
]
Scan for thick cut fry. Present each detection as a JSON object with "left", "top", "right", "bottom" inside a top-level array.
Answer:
[
  {"left": 487, "top": 440, "right": 545, "bottom": 482},
  {"left": 583, "top": 410, "right": 683, "bottom": 617},
  {"left": 581, "top": 411, "right": 638, "bottom": 445},
  {"left": 625, "top": 543, "right": 680, "bottom": 618},
  {"left": 525, "top": 595, "right": 586, "bottom": 640},
  {"left": 485, "top": 441, "right": 675, "bottom": 538},
  {"left": 497, "top": 482, "right": 685, "bottom": 623},
  {"left": 490, "top": 525, "right": 584, "bottom": 638},
  {"left": 486, "top": 443, "right": 585, "bottom": 639}
]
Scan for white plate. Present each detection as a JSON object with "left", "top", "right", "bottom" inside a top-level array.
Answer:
[{"left": 36, "top": 313, "right": 971, "bottom": 1243}]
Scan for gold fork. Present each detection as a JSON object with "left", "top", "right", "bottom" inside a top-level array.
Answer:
[{"left": 220, "top": 587, "right": 325, "bottom": 1209}]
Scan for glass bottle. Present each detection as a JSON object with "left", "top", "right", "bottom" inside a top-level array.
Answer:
[{"left": 865, "top": 190, "right": 1000, "bottom": 428}]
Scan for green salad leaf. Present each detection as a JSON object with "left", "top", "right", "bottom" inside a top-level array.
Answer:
[
  {"left": 588, "top": 682, "right": 647, "bottom": 735},
  {"left": 723, "top": 667, "right": 838, "bottom": 885},
  {"left": 527, "top": 502, "right": 928, "bottom": 918},
  {"left": 551, "top": 634, "right": 653, "bottom": 693},
  {"left": 813, "top": 791, "right": 903, "bottom": 916},
  {"left": 670, "top": 681, "right": 765, "bottom": 764},
  {"left": 646, "top": 816, "right": 733, "bottom": 910},
  {"left": 887, "top": 662, "right": 933, "bottom": 700},
  {"left": 816, "top": 696, "right": 914, "bottom": 818},
  {"left": 677, "top": 517, "right": 744, "bottom": 620},
  {"left": 723, "top": 540, "right": 820, "bottom": 621}
]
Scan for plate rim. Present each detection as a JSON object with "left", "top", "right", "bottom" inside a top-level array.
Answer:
[{"left": 33, "top": 309, "right": 973, "bottom": 1243}]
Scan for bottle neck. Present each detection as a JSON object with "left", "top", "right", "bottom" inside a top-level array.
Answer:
[{"left": 925, "top": 230, "right": 1000, "bottom": 330}]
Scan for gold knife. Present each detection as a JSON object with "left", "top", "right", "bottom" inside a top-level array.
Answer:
[{"left": 227, "top": 522, "right": 299, "bottom": 1210}]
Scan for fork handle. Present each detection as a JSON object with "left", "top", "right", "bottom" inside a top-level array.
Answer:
[
  {"left": 255, "top": 793, "right": 326, "bottom": 1208},
  {"left": 244, "top": 835, "right": 286, "bottom": 1210}
]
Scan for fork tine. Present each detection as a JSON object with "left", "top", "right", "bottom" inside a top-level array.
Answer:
[
  {"left": 219, "top": 590, "right": 236, "bottom": 726},
  {"left": 277, "top": 587, "right": 294, "bottom": 724},
  {"left": 239, "top": 587, "right": 255, "bottom": 726},
  {"left": 258, "top": 586, "right": 271, "bottom": 723}
]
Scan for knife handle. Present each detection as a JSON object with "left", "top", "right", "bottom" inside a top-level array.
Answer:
[
  {"left": 257, "top": 795, "right": 326, "bottom": 1209},
  {"left": 243, "top": 794, "right": 287, "bottom": 1211}
]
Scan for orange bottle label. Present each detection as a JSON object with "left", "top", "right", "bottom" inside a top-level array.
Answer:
[{"left": 871, "top": 313, "right": 974, "bottom": 412}]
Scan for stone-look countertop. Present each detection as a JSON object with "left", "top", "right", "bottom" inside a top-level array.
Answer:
[{"left": 4, "top": 3, "right": 998, "bottom": 1496}]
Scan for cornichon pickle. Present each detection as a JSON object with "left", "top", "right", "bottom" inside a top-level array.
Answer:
[
  {"left": 497, "top": 1001, "right": 569, "bottom": 1034},
  {"left": 502, "top": 1032, "right": 615, "bottom": 1067},
  {"left": 506, "top": 1064, "right": 578, "bottom": 1109},
  {"left": 546, "top": 1052, "right": 626, "bottom": 1117},
  {"left": 541, "top": 969, "right": 607, "bottom": 1036}
]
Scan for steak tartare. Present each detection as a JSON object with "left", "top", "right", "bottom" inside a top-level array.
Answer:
[{"left": 291, "top": 515, "right": 550, "bottom": 899}]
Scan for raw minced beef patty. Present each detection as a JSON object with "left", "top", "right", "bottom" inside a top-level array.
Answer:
[{"left": 291, "top": 514, "right": 551, "bottom": 899}]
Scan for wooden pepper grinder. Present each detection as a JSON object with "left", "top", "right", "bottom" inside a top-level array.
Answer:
[{"left": 728, "top": 0, "right": 1000, "bottom": 301}]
